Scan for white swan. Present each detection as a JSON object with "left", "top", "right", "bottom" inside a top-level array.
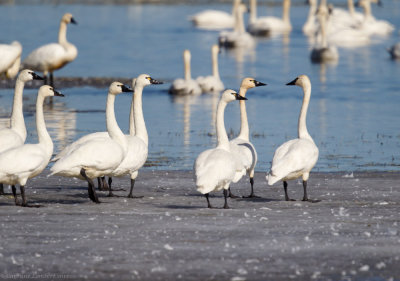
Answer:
[
  {"left": 388, "top": 42, "right": 400, "bottom": 59},
  {"left": 248, "top": 0, "right": 273, "bottom": 36},
  {"left": 219, "top": 3, "right": 255, "bottom": 48},
  {"left": 194, "top": 89, "right": 247, "bottom": 209},
  {"left": 196, "top": 45, "right": 225, "bottom": 93},
  {"left": 189, "top": 0, "right": 241, "bottom": 30},
  {"left": 255, "top": 0, "right": 292, "bottom": 36},
  {"left": 229, "top": 77, "right": 266, "bottom": 198},
  {"left": 328, "top": 0, "right": 364, "bottom": 29},
  {"left": 356, "top": 0, "right": 394, "bottom": 36},
  {"left": 303, "top": 0, "right": 319, "bottom": 37},
  {"left": 310, "top": 1, "right": 339, "bottom": 63},
  {"left": 0, "top": 41, "right": 22, "bottom": 79},
  {"left": 169, "top": 49, "right": 202, "bottom": 96},
  {"left": 266, "top": 75, "right": 319, "bottom": 202},
  {"left": 0, "top": 85, "right": 63, "bottom": 207},
  {"left": 50, "top": 82, "right": 133, "bottom": 203},
  {"left": 22, "top": 13, "right": 78, "bottom": 86}
]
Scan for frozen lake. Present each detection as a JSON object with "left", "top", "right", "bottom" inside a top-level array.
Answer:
[{"left": 0, "top": 1, "right": 400, "bottom": 172}]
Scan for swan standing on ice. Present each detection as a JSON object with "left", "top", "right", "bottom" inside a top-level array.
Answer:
[
  {"left": 50, "top": 82, "right": 133, "bottom": 203},
  {"left": 0, "top": 85, "right": 64, "bottom": 207},
  {"left": 189, "top": 0, "right": 241, "bottom": 30},
  {"left": 0, "top": 41, "right": 22, "bottom": 79},
  {"left": 0, "top": 69, "right": 43, "bottom": 195},
  {"left": 22, "top": 13, "right": 78, "bottom": 87},
  {"left": 194, "top": 89, "right": 247, "bottom": 209},
  {"left": 196, "top": 45, "right": 225, "bottom": 93},
  {"left": 229, "top": 77, "right": 266, "bottom": 198},
  {"left": 169, "top": 49, "right": 202, "bottom": 96},
  {"left": 266, "top": 75, "right": 319, "bottom": 202}
]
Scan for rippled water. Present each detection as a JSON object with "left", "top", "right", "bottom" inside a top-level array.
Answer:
[{"left": 1, "top": 1, "right": 400, "bottom": 172}]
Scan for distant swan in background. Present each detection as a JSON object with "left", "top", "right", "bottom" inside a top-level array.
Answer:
[
  {"left": 194, "top": 89, "right": 246, "bottom": 209},
  {"left": 22, "top": 13, "right": 78, "bottom": 86},
  {"left": 266, "top": 75, "right": 319, "bottom": 202},
  {"left": 302, "top": 0, "right": 319, "bottom": 36},
  {"left": 0, "top": 41, "right": 22, "bottom": 79},
  {"left": 229, "top": 77, "right": 266, "bottom": 198},
  {"left": 189, "top": 0, "right": 241, "bottom": 30},
  {"left": 50, "top": 82, "right": 133, "bottom": 203},
  {"left": 256, "top": 0, "right": 292, "bottom": 36},
  {"left": 196, "top": 44, "right": 225, "bottom": 93},
  {"left": 169, "top": 49, "right": 202, "bottom": 96},
  {"left": 328, "top": 0, "right": 364, "bottom": 30},
  {"left": 248, "top": 0, "right": 273, "bottom": 36},
  {"left": 388, "top": 42, "right": 400, "bottom": 59},
  {"left": 356, "top": 0, "right": 394, "bottom": 36},
  {"left": 0, "top": 69, "right": 43, "bottom": 195},
  {"left": 0, "top": 85, "right": 63, "bottom": 207}
]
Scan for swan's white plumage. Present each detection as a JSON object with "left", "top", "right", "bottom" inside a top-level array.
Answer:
[
  {"left": 196, "top": 45, "right": 224, "bottom": 93},
  {"left": 253, "top": 0, "right": 292, "bottom": 36},
  {"left": 356, "top": 0, "right": 394, "bottom": 36},
  {"left": 0, "top": 41, "right": 22, "bottom": 79}
]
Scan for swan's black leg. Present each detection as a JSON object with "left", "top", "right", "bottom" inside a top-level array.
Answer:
[
  {"left": 205, "top": 193, "right": 213, "bottom": 208},
  {"left": 228, "top": 187, "right": 239, "bottom": 198},
  {"left": 284, "top": 181, "right": 295, "bottom": 201},
  {"left": 107, "top": 177, "right": 114, "bottom": 197},
  {"left": 50, "top": 72, "right": 54, "bottom": 87},
  {"left": 302, "top": 180, "right": 321, "bottom": 203},
  {"left": 19, "top": 186, "right": 40, "bottom": 207},
  {"left": 80, "top": 168, "right": 100, "bottom": 203},
  {"left": 43, "top": 74, "right": 48, "bottom": 85},
  {"left": 127, "top": 179, "right": 143, "bottom": 198},
  {"left": 0, "top": 183, "right": 4, "bottom": 195},
  {"left": 243, "top": 177, "right": 261, "bottom": 198},
  {"left": 223, "top": 189, "right": 230, "bottom": 209},
  {"left": 12, "top": 185, "right": 19, "bottom": 205},
  {"left": 97, "top": 177, "right": 102, "bottom": 190}
]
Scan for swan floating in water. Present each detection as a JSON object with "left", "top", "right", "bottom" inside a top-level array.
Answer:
[
  {"left": 266, "top": 75, "right": 319, "bottom": 202},
  {"left": 22, "top": 13, "right": 78, "bottom": 86},
  {"left": 189, "top": 0, "right": 241, "bottom": 30},
  {"left": 253, "top": 0, "right": 292, "bottom": 36},
  {"left": 0, "top": 85, "right": 63, "bottom": 207},
  {"left": 169, "top": 49, "right": 202, "bottom": 96},
  {"left": 356, "top": 0, "right": 394, "bottom": 36},
  {"left": 229, "top": 77, "right": 266, "bottom": 198},
  {"left": 196, "top": 44, "right": 225, "bottom": 93},
  {"left": 50, "top": 82, "right": 133, "bottom": 203},
  {"left": 0, "top": 41, "right": 22, "bottom": 79},
  {"left": 194, "top": 89, "right": 246, "bottom": 209}
]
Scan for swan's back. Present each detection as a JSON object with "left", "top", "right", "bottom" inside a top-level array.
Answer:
[
  {"left": 0, "top": 129, "right": 25, "bottom": 154},
  {"left": 190, "top": 10, "right": 234, "bottom": 29},
  {"left": 229, "top": 138, "right": 257, "bottom": 172},
  {"left": 197, "top": 76, "right": 224, "bottom": 93},
  {"left": 170, "top": 78, "right": 202, "bottom": 96},
  {"left": 268, "top": 138, "right": 318, "bottom": 185},
  {"left": 0, "top": 42, "right": 22, "bottom": 75}
]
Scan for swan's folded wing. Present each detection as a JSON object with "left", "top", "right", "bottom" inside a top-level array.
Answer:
[
  {"left": 0, "top": 146, "right": 45, "bottom": 176},
  {"left": 23, "top": 43, "right": 66, "bottom": 69}
]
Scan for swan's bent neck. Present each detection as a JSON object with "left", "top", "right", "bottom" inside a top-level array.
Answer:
[
  {"left": 237, "top": 87, "right": 249, "bottom": 141},
  {"left": 298, "top": 83, "right": 313, "bottom": 142},
  {"left": 106, "top": 93, "right": 128, "bottom": 153},
  {"left": 58, "top": 21, "right": 69, "bottom": 46},
  {"left": 36, "top": 94, "right": 53, "bottom": 154},
  {"left": 10, "top": 78, "right": 27, "bottom": 141},
  {"left": 283, "top": 0, "right": 291, "bottom": 25},
  {"left": 216, "top": 100, "right": 230, "bottom": 150},
  {"left": 133, "top": 85, "right": 148, "bottom": 145}
]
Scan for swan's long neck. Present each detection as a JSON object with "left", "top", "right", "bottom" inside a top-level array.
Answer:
[
  {"left": 184, "top": 54, "right": 191, "bottom": 81},
  {"left": 231, "top": 0, "right": 241, "bottom": 19},
  {"left": 306, "top": 0, "right": 317, "bottom": 24},
  {"left": 317, "top": 2, "right": 329, "bottom": 48},
  {"left": 237, "top": 6, "right": 246, "bottom": 33},
  {"left": 347, "top": 0, "right": 355, "bottom": 17},
  {"left": 249, "top": 0, "right": 257, "bottom": 24},
  {"left": 212, "top": 48, "right": 220, "bottom": 79},
  {"left": 298, "top": 83, "right": 313, "bottom": 142},
  {"left": 282, "top": 0, "right": 291, "bottom": 25},
  {"left": 106, "top": 93, "right": 128, "bottom": 153},
  {"left": 129, "top": 94, "right": 135, "bottom": 136},
  {"left": 58, "top": 21, "right": 68, "bottom": 45},
  {"left": 35, "top": 94, "right": 53, "bottom": 155},
  {"left": 10, "top": 78, "right": 27, "bottom": 141},
  {"left": 216, "top": 100, "right": 230, "bottom": 150},
  {"left": 237, "top": 87, "right": 249, "bottom": 141},
  {"left": 361, "top": 0, "right": 373, "bottom": 20},
  {"left": 133, "top": 85, "right": 148, "bottom": 145}
]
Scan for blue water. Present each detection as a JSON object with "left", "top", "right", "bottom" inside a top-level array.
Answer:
[{"left": 1, "top": 1, "right": 400, "bottom": 172}]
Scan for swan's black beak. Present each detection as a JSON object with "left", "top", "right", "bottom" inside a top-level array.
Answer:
[
  {"left": 53, "top": 89, "right": 64, "bottom": 97},
  {"left": 121, "top": 85, "right": 133, "bottom": 92},
  {"left": 254, "top": 80, "right": 267, "bottom": 87},
  {"left": 286, "top": 78, "right": 298, "bottom": 85},
  {"left": 31, "top": 72, "right": 44, "bottom": 80},
  {"left": 71, "top": 17, "right": 77, "bottom": 24},
  {"left": 150, "top": 78, "right": 163, "bottom": 85},
  {"left": 236, "top": 94, "right": 248, "bottom": 100}
]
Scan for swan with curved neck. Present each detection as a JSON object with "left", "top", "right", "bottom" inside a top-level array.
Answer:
[
  {"left": 194, "top": 89, "right": 247, "bottom": 209},
  {"left": 50, "top": 82, "right": 133, "bottom": 203},
  {"left": 22, "top": 13, "right": 78, "bottom": 86},
  {"left": 229, "top": 77, "right": 266, "bottom": 198},
  {"left": 0, "top": 85, "right": 63, "bottom": 207},
  {"left": 196, "top": 45, "right": 224, "bottom": 93},
  {"left": 170, "top": 49, "right": 202, "bottom": 96},
  {"left": 266, "top": 75, "right": 319, "bottom": 202},
  {"left": 0, "top": 41, "right": 22, "bottom": 79}
]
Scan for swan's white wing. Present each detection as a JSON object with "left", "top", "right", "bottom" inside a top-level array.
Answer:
[
  {"left": 0, "top": 43, "right": 22, "bottom": 73},
  {"left": 190, "top": 10, "right": 234, "bottom": 30},
  {"left": 22, "top": 43, "right": 67, "bottom": 71},
  {"left": 170, "top": 79, "right": 202, "bottom": 96},
  {"left": 197, "top": 75, "right": 224, "bottom": 93},
  {"left": 230, "top": 138, "right": 257, "bottom": 173},
  {"left": 0, "top": 128, "right": 24, "bottom": 154},
  {"left": 112, "top": 136, "right": 148, "bottom": 176}
]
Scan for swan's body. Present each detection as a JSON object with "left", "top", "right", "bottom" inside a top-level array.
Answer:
[
  {"left": 0, "top": 41, "right": 22, "bottom": 79},
  {"left": 327, "top": 0, "right": 364, "bottom": 30},
  {"left": 303, "top": 0, "right": 318, "bottom": 36},
  {"left": 196, "top": 45, "right": 224, "bottom": 93},
  {"left": 170, "top": 49, "right": 202, "bottom": 96},
  {"left": 50, "top": 82, "right": 133, "bottom": 203},
  {"left": 266, "top": 75, "right": 319, "bottom": 202},
  {"left": 248, "top": 0, "right": 275, "bottom": 36},
  {"left": 252, "top": 0, "right": 292, "bottom": 36},
  {"left": 189, "top": 0, "right": 240, "bottom": 30},
  {"left": 219, "top": 3, "right": 255, "bottom": 48},
  {"left": 388, "top": 42, "right": 400, "bottom": 59},
  {"left": 194, "top": 89, "right": 246, "bottom": 208},
  {"left": 229, "top": 78, "right": 266, "bottom": 198},
  {"left": 0, "top": 85, "right": 63, "bottom": 207},
  {"left": 22, "top": 13, "right": 77, "bottom": 86},
  {"left": 356, "top": 0, "right": 394, "bottom": 36}
]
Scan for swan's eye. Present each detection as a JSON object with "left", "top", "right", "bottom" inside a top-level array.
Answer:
[{"left": 146, "top": 77, "right": 151, "bottom": 80}]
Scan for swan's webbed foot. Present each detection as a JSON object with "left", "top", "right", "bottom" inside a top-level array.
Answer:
[
  {"left": 21, "top": 202, "right": 41, "bottom": 208},
  {"left": 127, "top": 179, "right": 142, "bottom": 198},
  {"left": 81, "top": 168, "right": 101, "bottom": 204},
  {"left": 243, "top": 177, "right": 261, "bottom": 198},
  {"left": 243, "top": 193, "right": 261, "bottom": 199}
]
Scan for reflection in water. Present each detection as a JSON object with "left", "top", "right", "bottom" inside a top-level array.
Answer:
[{"left": 221, "top": 45, "right": 256, "bottom": 79}]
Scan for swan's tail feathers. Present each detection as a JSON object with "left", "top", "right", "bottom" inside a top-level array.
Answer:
[
  {"left": 232, "top": 168, "right": 246, "bottom": 183},
  {"left": 266, "top": 171, "right": 281, "bottom": 186}
]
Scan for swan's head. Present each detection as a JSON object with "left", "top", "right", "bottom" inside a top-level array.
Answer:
[
  {"left": 286, "top": 75, "right": 311, "bottom": 88},
  {"left": 221, "top": 89, "right": 247, "bottom": 103},
  {"left": 183, "top": 49, "right": 191, "bottom": 61},
  {"left": 62, "top": 13, "right": 77, "bottom": 25},
  {"left": 212, "top": 44, "right": 220, "bottom": 54},
  {"left": 240, "top": 77, "right": 267, "bottom": 93},
  {"left": 17, "top": 69, "right": 44, "bottom": 83},
  {"left": 39, "top": 85, "right": 64, "bottom": 98},
  {"left": 109, "top": 82, "right": 133, "bottom": 95},
  {"left": 135, "top": 74, "right": 164, "bottom": 87}
]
